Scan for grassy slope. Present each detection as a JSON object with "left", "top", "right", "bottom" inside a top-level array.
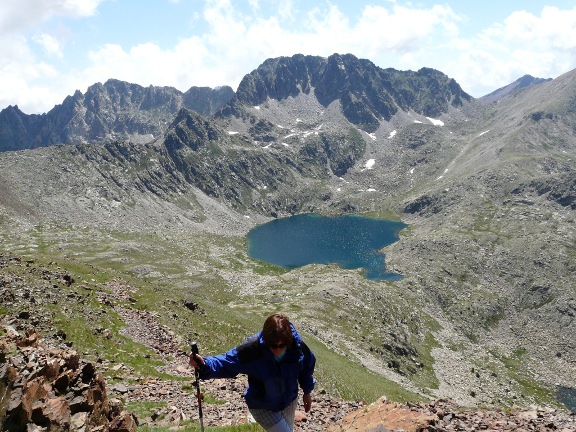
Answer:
[{"left": 0, "top": 220, "right": 424, "bottom": 409}]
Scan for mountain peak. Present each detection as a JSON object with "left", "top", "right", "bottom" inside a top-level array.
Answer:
[
  {"left": 231, "top": 53, "right": 471, "bottom": 133},
  {"left": 480, "top": 74, "right": 552, "bottom": 103}
]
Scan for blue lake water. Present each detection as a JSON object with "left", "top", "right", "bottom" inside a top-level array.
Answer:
[
  {"left": 557, "top": 386, "right": 576, "bottom": 413},
  {"left": 247, "top": 213, "right": 407, "bottom": 281}
]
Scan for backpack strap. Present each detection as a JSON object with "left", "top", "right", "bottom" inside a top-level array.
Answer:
[
  {"left": 299, "top": 341, "right": 311, "bottom": 357},
  {"left": 236, "top": 334, "right": 262, "bottom": 364}
]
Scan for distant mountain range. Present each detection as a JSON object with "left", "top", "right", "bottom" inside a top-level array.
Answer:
[
  {"left": 0, "top": 80, "right": 234, "bottom": 151},
  {"left": 1, "top": 55, "right": 553, "bottom": 153},
  {"left": 0, "top": 53, "right": 474, "bottom": 152}
]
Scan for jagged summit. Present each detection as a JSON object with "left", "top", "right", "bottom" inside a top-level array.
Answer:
[
  {"left": 230, "top": 53, "right": 471, "bottom": 132},
  {"left": 0, "top": 80, "right": 234, "bottom": 151}
]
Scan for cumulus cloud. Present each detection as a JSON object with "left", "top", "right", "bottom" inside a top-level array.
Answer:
[
  {"left": 0, "top": 0, "right": 102, "bottom": 32},
  {"left": 355, "top": 4, "right": 461, "bottom": 53},
  {"left": 32, "top": 33, "right": 64, "bottom": 58},
  {"left": 0, "top": 0, "right": 105, "bottom": 112},
  {"left": 448, "top": 6, "right": 576, "bottom": 96}
]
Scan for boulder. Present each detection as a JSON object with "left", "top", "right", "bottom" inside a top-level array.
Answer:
[
  {"left": 109, "top": 412, "right": 138, "bottom": 432},
  {"left": 0, "top": 328, "right": 136, "bottom": 431}
]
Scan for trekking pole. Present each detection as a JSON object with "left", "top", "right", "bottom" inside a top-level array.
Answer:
[{"left": 191, "top": 341, "right": 205, "bottom": 432}]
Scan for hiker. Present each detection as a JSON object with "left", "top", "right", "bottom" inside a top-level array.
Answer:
[{"left": 189, "top": 312, "right": 316, "bottom": 432}]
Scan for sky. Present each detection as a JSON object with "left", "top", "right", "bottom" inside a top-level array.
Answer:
[{"left": 2, "top": 0, "right": 576, "bottom": 114}]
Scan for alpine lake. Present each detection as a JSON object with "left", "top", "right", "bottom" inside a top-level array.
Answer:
[{"left": 247, "top": 213, "right": 407, "bottom": 281}]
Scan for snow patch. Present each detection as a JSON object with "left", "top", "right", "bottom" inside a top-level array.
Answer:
[
  {"left": 368, "top": 133, "right": 377, "bottom": 141},
  {"left": 436, "top": 169, "right": 449, "bottom": 180},
  {"left": 228, "top": 131, "right": 239, "bottom": 135},
  {"left": 414, "top": 120, "right": 423, "bottom": 124},
  {"left": 477, "top": 130, "right": 490, "bottom": 137},
  {"left": 427, "top": 117, "right": 444, "bottom": 126},
  {"left": 254, "top": 106, "right": 260, "bottom": 110},
  {"left": 388, "top": 130, "right": 397, "bottom": 139},
  {"left": 366, "top": 188, "right": 377, "bottom": 192},
  {"left": 364, "top": 159, "right": 375, "bottom": 170}
]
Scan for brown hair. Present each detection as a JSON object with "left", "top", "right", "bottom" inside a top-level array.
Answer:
[{"left": 261, "top": 313, "right": 293, "bottom": 347}]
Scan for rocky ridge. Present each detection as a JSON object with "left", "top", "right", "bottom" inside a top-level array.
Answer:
[
  {"left": 479, "top": 75, "right": 552, "bottom": 104},
  {"left": 230, "top": 54, "right": 471, "bottom": 133},
  {"left": 0, "top": 81, "right": 234, "bottom": 151}
]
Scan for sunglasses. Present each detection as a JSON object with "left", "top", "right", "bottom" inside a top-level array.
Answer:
[{"left": 269, "top": 342, "right": 287, "bottom": 349}]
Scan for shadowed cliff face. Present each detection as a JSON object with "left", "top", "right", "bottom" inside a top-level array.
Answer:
[
  {"left": 233, "top": 53, "right": 471, "bottom": 132},
  {"left": 158, "top": 108, "right": 366, "bottom": 207}
]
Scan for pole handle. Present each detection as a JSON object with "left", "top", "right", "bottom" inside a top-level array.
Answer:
[{"left": 190, "top": 341, "right": 204, "bottom": 431}]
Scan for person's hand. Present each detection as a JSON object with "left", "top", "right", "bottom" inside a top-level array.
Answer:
[
  {"left": 303, "top": 393, "right": 312, "bottom": 412},
  {"left": 189, "top": 353, "right": 205, "bottom": 370}
]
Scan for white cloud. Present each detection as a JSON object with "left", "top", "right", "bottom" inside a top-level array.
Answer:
[
  {"left": 33, "top": 33, "right": 63, "bottom": 58},
  {"left": 0, "top": 0, "right": 105, "bottom": 112},
  {"left": 276, "top": 0, "right": 296, "bottom": 22},
  {"left": 355, "top": 4, "right": 461, "bottom": 54},
  {"left": 82, "top": 38, "right": 218, "bottom": 89},
  {"left": 0, "top": 0, "right": 102, "bottom": 32},
  {"left": 447, "top": 6, "right": 576, "bottom": 96}
]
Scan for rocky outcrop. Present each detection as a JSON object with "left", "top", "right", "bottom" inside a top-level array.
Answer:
[
  {"left": 332, "top": 397, "right": 576, "bottom": 432},
  {"left": 0, "top": 328, "right": 136, "bottom": 432},
  {"left": 511, "top": 172, "right": 576, "bottom": 209},
  {"left": 156, "top": 108, "right": 365, "bottom": 209},
  {"left": 183, "top": 86, "right": 235, "bottom": 117}
]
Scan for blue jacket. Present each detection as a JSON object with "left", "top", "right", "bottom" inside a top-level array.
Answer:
[{"left": 199, "top": 325, "right": 316, "bottom": 411}]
